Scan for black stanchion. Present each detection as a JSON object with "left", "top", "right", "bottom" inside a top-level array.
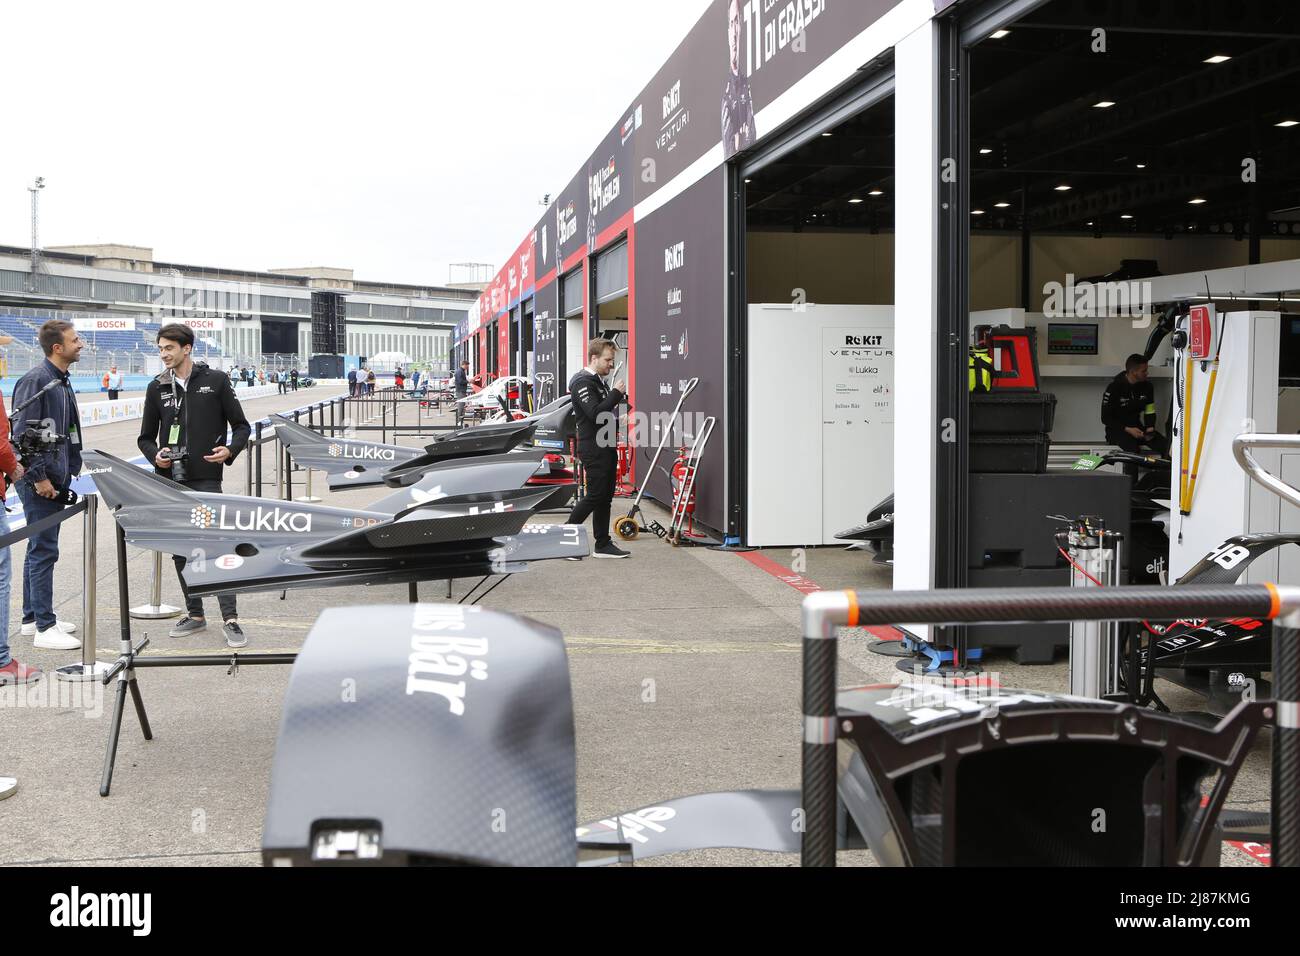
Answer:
[
  {"left": 254, "top": 420, "right": 264, "bottom": 498},
  {"left": 100, "top": 524, "right": 153, "bottom": 797}
]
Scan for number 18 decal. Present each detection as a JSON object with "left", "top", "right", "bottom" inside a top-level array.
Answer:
[{"left": 1206, "top": 543, "right": 1250, "bottom": 570}]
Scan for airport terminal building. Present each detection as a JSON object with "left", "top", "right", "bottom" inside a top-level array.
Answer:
[{"left": 0, "top": 242, "right": 472, "bottom": 373}]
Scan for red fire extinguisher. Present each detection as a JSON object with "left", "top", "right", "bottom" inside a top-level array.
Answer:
[
  {"left": 615, "top": 441, "right": 636, "bottom": 496},
  {"left": 670, "top": 448, "right": 699, "bottom": 537}
]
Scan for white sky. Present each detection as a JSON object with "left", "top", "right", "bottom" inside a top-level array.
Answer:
[{"left": 1, "top": 0, "right": 713, "bottom": 287}]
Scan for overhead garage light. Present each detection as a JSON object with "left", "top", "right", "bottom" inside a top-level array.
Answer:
[
  {"left": 744, "top": 178, "right": 752, "bottom": 183},
  {"left": 1121, "top": 214, "right": 1133, "bottom": 219},
  {"left": 978, "top": 147, "right": 993, "bottom": 155},
  {"left": 1136, "top": 163, "right": 1147, "bottom": 169},
  {"left": 868, "top": 189, "right": 884, "bottom": 196},
  {"left": 972, "top": 209, "right": 985, "bottom": 215},
  {"left": 821, "top": 132, "right": 833, "bottom": 137},
  {"left": 994, "top": 202, "right": 1011, "bottom": 208},
  {"left": 989, "top": 29, "right": 1010, "bottom": 39},
  {"left": 848, "top": 198, "right": 864, "bottom": 204},
  {"left": 1054, "top": 184, "right": 1072, "bottom": 191},
  {"left": 1093, "top": 101, "right": 1116, "bottom": 108},
  {"left": 1188, "top": 198, "right": 1208, "bottom": 204},
  {"left": 1276, "top": 119, "right": 1299, "bottom": 128},
  {"left": 1203, "top": 54, "right": 1231, "bottom": 64}
]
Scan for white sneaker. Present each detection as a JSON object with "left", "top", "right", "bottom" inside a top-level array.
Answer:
[
  {"left": 34, "top": 627, "right": 81, "bottom": 651},
  {"left": 21, "top": 619, "right": 76, "bottom": 637}
]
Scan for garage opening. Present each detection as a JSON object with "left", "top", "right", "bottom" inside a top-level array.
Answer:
[
  {"left": 958, "top": 0, "right": 1300, "bottom": 666},
  {"left": 559, "top": 267, "right": 583, "bottom": 388},
  {"left": 736, "top": 77, "right": 896, "bottom": 550},
  {"left": 593, "top": 238, "right": 629, "bottom": 354}
]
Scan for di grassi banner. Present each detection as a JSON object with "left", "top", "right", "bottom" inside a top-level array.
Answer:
[{"left": 633, "top": 0, "right": 906, "bottom": 198}]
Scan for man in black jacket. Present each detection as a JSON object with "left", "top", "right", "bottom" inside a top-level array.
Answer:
[
  {"left": 1101, "top": 353, "right": 1168, "bottom": 455},
  {"left": 11, "top": 320, "right": 84, "bottom": 650},
  {"left": 138, "top": 324, "right": 252, "bottom": 648},
  {"left": 453, "top": 360, "right": 470, "bottom": 427},
  {"left": 566, "top": 338, "right": 630, "bottom": 558}
]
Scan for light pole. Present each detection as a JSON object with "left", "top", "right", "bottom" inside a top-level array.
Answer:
[{"left": 27, "top": 177, "right": 45, "bottom": 293}]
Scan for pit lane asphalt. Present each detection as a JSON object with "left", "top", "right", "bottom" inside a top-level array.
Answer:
[{"left": 0, "top": 385, "right": 1268, "bottom": 867}]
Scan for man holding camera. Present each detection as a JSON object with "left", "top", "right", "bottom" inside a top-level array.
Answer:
[
  {"left": 138, "top": 323, "right": 252, "bottom": 648},
  {"left": 11, "top": 320, "right": 85, "bottom": 650}
]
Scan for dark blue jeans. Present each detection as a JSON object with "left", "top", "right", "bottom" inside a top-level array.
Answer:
[
  {"left": 16, "top": 482, "right": 67, "bottom": 632},
  {"left": 172, "top": 478, "right": 238, "bottom": 621}
]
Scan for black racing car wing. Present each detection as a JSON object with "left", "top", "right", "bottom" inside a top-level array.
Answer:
[
  {"left": 184, "top": 523, "right": 588, "bottom": 597},
  {"left": 263, "top": 604, "right": 577, "bottom": 866},
  {"left": 269, "top": 415, "right": 423, "bottom": 479},
  {"left": 576, "top": 790, "right": 813, "bottom": 864}
]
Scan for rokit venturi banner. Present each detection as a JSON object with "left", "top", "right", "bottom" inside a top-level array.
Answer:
[{"left": 631, "top": 167, "right": 727, "bottom": 530}]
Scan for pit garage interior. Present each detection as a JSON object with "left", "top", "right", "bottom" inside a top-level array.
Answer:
[
  {"left": 732, "top": 0, "right": 1300, "bottom": 665},
  {"left": 735, "top": 70, "right": 897, "bottom": 551}
]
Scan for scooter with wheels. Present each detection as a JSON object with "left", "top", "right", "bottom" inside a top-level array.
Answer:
[{"left": 614, "top": 377, "right": 699, "bottom": 541}]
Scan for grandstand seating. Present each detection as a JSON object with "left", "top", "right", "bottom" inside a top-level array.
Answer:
[{"left": 0, "top": 313, "right": 226, "bottom": 359}]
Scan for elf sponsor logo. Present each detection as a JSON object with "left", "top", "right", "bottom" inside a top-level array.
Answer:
[
  {"left": 211, "top": 505, "right": 313, "bottom": 533},
  {"left": 405, "top": 605, "right": 488, "bottom": 716},
  {"left": 49, "top": 886, "right": 151, "bottom": 936},
  {"left": 576, "top": 806, "right": 676, "bottom": 845},
  {"left": 664, "top": 241, "right": 685, "bottom": 272}
]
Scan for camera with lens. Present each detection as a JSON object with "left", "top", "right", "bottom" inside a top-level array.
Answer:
[
  {"left": 13, "top": 419, "right": 66, "bottom": 467},
  {"left": 161, "top": 445, "right": 190, "bottom": 483}
]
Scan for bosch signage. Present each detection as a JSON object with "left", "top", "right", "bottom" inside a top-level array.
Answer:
[{"left": 74, "top": 316, "right": 138, "bottom": 332}]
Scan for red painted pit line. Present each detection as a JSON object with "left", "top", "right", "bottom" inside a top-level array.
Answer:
[
  {"left": 1227, "top": 841, "right": 1271, "bottom": 865},
  {"left": 736, "top": 549, "right": 905, "bottom": 642}
]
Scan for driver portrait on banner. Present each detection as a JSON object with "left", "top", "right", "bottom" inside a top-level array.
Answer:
[{"left": 721, "top": 0, "right": 756, "bottom": 157}]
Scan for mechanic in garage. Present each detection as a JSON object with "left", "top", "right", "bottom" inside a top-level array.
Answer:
[{"left": 1102, "top": 353, "right": 1168, "bottom": 455}]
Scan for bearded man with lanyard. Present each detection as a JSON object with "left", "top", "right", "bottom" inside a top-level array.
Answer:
[{"left": 138, "top": 323, "right": 252, "bottom": 648}]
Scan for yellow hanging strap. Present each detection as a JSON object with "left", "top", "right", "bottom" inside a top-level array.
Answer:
[
  {"left": 1185, "top": 357, "right": 1219, "bottom": 514},
  {"left": 1179, "top": 353, "right": 1194, "bottom": 514}
]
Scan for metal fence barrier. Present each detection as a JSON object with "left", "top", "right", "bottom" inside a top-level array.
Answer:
[{"left": 800, "top": 584, "right": 1300, "bottom": 868}]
